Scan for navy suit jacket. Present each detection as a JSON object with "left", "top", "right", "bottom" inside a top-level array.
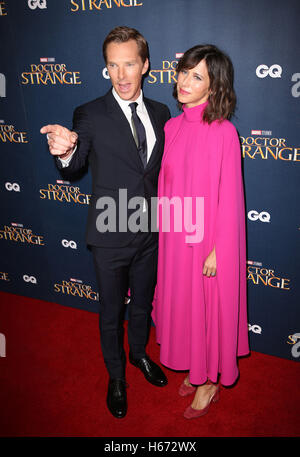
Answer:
[{"left": 56, "top": 89, "right": 170, "bottom": 247}]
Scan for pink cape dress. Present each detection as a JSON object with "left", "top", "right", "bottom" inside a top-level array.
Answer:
[{"left": 152, "top": 101, "right": 249, "bottom": 386}]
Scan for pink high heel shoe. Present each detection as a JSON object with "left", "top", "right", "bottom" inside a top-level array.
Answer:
[
  {"left": 178, "top": 380, "right": 196, "bottom": 397},
  {"left": 183, "top": 385, "right": 219, "bottom": 419}
]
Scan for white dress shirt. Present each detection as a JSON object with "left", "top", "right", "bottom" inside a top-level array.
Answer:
[{"left": 59, "top": 88, "right": 156, "bottom": 167}]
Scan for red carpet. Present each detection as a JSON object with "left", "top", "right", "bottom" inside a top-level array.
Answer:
[{"left": 0, "top": 291, "right": 299, "bottom": 437}]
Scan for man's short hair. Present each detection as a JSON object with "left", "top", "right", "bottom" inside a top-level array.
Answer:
[{"left": 103, "top": 26, "right": 149, "bottom": 63}]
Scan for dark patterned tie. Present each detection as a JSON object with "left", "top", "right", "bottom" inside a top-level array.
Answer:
[{"left": 129, "top": 102, "right": 147, "bottom": 168}]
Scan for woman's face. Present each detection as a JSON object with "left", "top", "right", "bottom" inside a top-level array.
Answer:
[{"left": 177, "top": 59, "right": 211, "bottom": 108}]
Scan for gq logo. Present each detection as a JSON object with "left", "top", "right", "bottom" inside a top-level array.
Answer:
[
  {"left": 61, "top": 239, "right": 77, "bottom": 249},
  {"left": 102, "top": 68, "right": 110, "bottom": 80},
  {"left": 5, "top": 182, "right": 20, "bottom": 192},
  {"left": 256, "top": 64, "right": 282, "bottom": 78},
  {"left": 248, "top": 210, "right": 270, "bottom": 223},
  {"left": 23, "top": 275, "right": 37, "bottom": 284},
  {"left": 0, "top": 73, "right": 5, "bottom": 98},
  {"left": 27, "top": 0, "right": 47, "bottom": 9},
  {"left": 248, "top": 324, "right": 262, "bottom": 334}
]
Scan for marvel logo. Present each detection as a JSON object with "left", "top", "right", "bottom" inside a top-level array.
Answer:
[{"left": 40, "top": 57, "right": 55, "bottom": 63}]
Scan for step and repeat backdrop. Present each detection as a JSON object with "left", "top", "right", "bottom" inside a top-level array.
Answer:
[{"left": 0, "top": 0, "right": 299, "bottom": 362}]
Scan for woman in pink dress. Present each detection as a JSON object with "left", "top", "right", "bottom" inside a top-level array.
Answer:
[{"left": 152, "top": 45, "right": 249, "bottom": 419}]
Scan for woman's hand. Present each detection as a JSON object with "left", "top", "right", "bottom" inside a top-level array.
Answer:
[{"left": 203, "top": 246, "right": 217, "bottom": 277}]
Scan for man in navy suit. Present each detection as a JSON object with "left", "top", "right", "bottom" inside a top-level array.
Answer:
[{"left": 41, "top": 26, "right": 170, "bottom": 418}]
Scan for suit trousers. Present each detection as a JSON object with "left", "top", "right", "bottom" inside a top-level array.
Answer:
[{"left": 91, "top": 232, "right": 158, "bottom": 379}]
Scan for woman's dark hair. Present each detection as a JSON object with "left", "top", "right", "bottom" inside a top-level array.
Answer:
[
  {"left": 174, "top": 44, "right": 236, "bottom": 123},
  {"left": 103, "top": 26, "right": 149, "bottom": 64}
]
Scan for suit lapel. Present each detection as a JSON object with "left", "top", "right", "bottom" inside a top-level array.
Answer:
[{"left": 144, "top": 98, "right": 164, "bottom": 171}]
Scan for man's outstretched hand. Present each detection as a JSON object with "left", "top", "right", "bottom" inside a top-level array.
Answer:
[{"left": 40, "top": 124, "right": 78, "bottom": 160}]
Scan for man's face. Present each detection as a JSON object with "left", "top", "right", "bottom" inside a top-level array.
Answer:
[{"left": 106, "top": 39, "right": 149, "bottom": 101}]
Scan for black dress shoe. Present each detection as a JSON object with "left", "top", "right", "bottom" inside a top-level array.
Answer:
[
  {"left": 106, "top": 378, "right": 127, "bottom": 418},
  {"left": 129, "top": 354, "right": 168, "bottom": 387}
]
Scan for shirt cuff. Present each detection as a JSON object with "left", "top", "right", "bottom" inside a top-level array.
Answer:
[{"left": 58, "top": 146, "right": 77, "bottom": 167}]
